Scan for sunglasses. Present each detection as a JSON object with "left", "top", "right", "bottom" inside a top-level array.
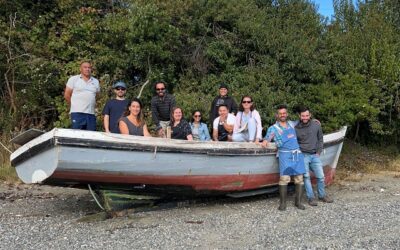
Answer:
[
  {"left": 242, "top": 101, "right": 252, "bottom": 104},
  {"left": 194, "top": 115, "right": 202, "bottom": 118},
  {"left": 156, "top": 88, "right": 165, "bottom": 91},
  {"left": 115, "top": 87, "right": 126, "bottom": 91}
]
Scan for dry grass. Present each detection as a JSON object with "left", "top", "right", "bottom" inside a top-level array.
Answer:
[
  {"left": 336, "top": 140, "right": 400, "bottom": 181},
  {"left": 0, "top": 135, "right": 19, "bottom": 182}
]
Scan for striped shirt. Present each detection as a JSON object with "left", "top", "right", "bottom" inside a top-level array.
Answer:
[{"left": 151, "top": 93, "right": 176, "bottom": 128}]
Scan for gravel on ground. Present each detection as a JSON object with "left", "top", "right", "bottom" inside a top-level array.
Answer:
[{"left": 0, "top": 171, "right": 399, "bottom": 249}]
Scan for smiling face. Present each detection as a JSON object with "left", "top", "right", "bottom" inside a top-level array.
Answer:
[
  {"left": 173, "top": 108, "right": 183, "bottom": 122},
  {"left": 80, "top": 62, "right": 92, "bottom": 78},
  {"left": 300, "top": 110, "right": 311, "bottom": 124},
  {"left": 219, "top": 88, "right": 228, "bottom": 97},
  {"left": 193, "top": 111, "right": 202, "bottom": 123},
  {"left": 155, "top": 83, "right": 166, "bottom": 97},
  {"left": 129, "top": 101, "right": 141, "bottom": 117},
  {"left": 218, "top": 106, "right": 228, "bottom": 118},
  {"left": 277, "top": 108, "right": 288, "bottom": 122},
  {"left": 241, "top": 97, "right": 253, "bottom": 111}
]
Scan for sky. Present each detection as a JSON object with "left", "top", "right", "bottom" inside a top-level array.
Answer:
[
  {"left": 313, "top": 0, "right": 359, "bottom": 18},
  {"left": 312, "top": 0, "right": 335, "bottom": 18}
]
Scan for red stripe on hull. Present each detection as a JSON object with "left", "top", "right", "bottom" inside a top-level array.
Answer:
[
  {"left": 309, "top": 166, "right": 335, "bottom": 185},
  {"left": 51, "top": 171, "right": 280, "bottom": 192}
]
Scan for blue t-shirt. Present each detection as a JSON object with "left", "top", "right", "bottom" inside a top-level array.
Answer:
[{"left": 102, "top": 99, "right": 129, "bottom": 133}]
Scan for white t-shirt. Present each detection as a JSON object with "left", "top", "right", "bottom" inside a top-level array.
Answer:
[
  {"left": 213, "top": 113, "right": 236, "bottom": 129},
  {"left": 66, "top": 74, "right": 100, "bottom": 114}
]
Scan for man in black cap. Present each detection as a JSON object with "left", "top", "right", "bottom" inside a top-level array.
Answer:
[
  {"left": 209, "top": 83, "right": 238, "bottom": 122},
  {"left": 102, "top": 81, "right": 129, "bottom": 133}
]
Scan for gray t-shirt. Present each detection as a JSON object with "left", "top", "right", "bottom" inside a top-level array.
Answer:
[{"left": 66, "top": 74, "right": 100, "bottom": 114}]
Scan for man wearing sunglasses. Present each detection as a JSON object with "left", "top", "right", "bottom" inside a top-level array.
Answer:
[
  {"left": 102, "top": 81, "right": 129, "bottom": 133},
  {"left": 151, "top": 81, "right": 176, "bottom": 137},
  {"left": 64, "top": 61, "right": 100, "bottom": 131}
]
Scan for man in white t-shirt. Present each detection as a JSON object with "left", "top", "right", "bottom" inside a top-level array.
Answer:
[
  {"left": 64, "top": 61, "right": 100, "bottom": 131},
  {"left": 212, "top": 105, "right": 235, "bottom": 141}
]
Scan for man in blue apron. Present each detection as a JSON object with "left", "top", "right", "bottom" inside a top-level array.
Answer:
[{"left": 261, "top": 104, "right": 306, "bottom": 210}]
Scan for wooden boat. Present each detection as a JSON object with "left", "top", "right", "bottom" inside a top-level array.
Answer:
[{"left": 10, "top": 127, "right": 346, "bottom": 200}]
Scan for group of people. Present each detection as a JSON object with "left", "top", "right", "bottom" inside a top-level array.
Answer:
[{"left": 64, "top": 61, "right": 333, "bottom": 211}]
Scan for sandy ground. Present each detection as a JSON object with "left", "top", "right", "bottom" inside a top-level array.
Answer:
[{"left": 0, "top": 171, "right": 399, "bottom": 249}]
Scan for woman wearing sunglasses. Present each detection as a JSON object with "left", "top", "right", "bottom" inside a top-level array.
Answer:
[
  {"left": 190, "top": 110, "right": 211, "bottom": 141},
  {"left": 232, "top": 96, "right": 262, "bottom": 143}
]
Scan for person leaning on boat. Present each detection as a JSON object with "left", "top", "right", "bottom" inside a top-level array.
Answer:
[
  {"left": 119, "top": 98, "right": 151, "bottom": 136},
  {"left": 169, "top": 107, "right": 193, "bottom": 140},
  {"left": 209, "top": 83, "right": 238, "bottom": 122},
  {"left": 232, "top": 96, "right": 262, "bottom": 143},
  {"left": 151, "top": 81, "right": 176, "bottom": 138},
  {"left": 261, "top": 104, "right": 306, "bottom": 211},
  {"left": 213, "top": 104, "right": 235, "bottom": 141},
  {"left": 295, "top": 105, "right": 333, "bottom": 206},
  {"left": 64, "top": 61, "right": 100, "bottom": 131},
  {"left": 189, "top": 110, "right": 211, "bottom": 141},
  {"left": 102, "top": 81, "right": 129, "bottom": 133}
]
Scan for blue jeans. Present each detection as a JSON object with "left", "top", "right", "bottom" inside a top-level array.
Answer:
[
  {"left": 232, "top": 117, "right": 257, "bottom": 142},
  {"left": 303, "top": 153, "right": 326, "bottom": 199},
  {"left": 71, "top": 112, "right": 96, "bottom": 131}
]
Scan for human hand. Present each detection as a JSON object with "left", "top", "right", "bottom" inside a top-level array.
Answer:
[{"left": 261, "top": 140, "right": 268, "bottom": 148}]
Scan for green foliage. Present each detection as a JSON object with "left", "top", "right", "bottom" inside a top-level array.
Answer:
[{"left": 0, "top": 0, "right": 399, "bottom": 146}]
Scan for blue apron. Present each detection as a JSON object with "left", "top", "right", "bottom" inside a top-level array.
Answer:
[{"left": 276, "top": 124, "right": 306, "bottom": 176}]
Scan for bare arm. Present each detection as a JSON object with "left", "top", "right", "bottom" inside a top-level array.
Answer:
[
  {"left": 103, "top": 115, "right": 110, "bottom": 133},
  {"left": 143, "top": 124, "right": 151, "bottom": 137},
  {"left": 223, "top": 123, "right": 234, "bottom": 134},
  {"left": 64, "top": 87, "right": 73, "bottom": 105},
  {"left": 213, "top": 129, "right": 218, "bottom": 141},
  {"left": 187, "top": 134, "right": 193, "bottom": 141},
  {"left": 119, "top": 120, "right": 129, "bottom": 135}
]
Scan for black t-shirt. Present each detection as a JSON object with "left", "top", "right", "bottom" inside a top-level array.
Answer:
[
  {"left": 170, "top": 119, "right": 192, "bottom": 140},
  {"left": 102, "top": 99, "right": 129, "bottom": 133},
  {"left": 209, "top": 95, "right": 238, "bottom": 122}
]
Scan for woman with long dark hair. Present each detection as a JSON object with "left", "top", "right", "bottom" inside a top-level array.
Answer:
[
  {"left": 189, "top": 110, "right": 211, "bottom": 141},
  {"left": 232, "top": 95, "right": 262, "bottom": 142},
  {"left": 119, "top": 98, "right": 151, "bottom": 136}
]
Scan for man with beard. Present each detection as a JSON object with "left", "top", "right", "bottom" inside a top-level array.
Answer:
[
  {"left": 102, "top": 81, "right": 129, "bottom": 133},
  {"left": 295, "top": 106, "right": 333, "bottom": 206},
  {"left": 261, "top": 104, "right": 306, "bottom": 211},
  {"left": 151, "top": 81, "right": 176, "bottom": 137}
]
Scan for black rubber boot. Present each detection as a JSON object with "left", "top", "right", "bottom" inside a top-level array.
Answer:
[
  {"left": 295, "top": 184, "right": 306, "bottom": 210},
  {"left": 278, "top": 185, "right": 287, "bottom": 211}
]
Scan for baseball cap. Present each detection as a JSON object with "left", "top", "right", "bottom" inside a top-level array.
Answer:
[
  {"left": 219, "top": 83, "right": 229, "bottom": 89},
  {"left": 113, "top": 81, "right": 127, "bottom": 89}
]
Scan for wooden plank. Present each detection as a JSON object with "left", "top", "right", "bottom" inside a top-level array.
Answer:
[{"left": 10, "top": 129, "right": 45, "bottom": 146}]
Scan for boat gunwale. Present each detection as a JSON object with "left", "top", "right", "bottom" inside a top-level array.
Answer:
[{"left": 10, "top": 132, "right": 345, "bottom": 167}]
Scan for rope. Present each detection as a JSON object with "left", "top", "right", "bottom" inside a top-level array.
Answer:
[
  {"left": 88, "top": 184, "right": 105, "bottom": 211},
  {"left": 0, "top": 141, "right": 12, "bottom": 154},
  {"left": 153, "top": 146, "right": 157, "bottom": 159}
]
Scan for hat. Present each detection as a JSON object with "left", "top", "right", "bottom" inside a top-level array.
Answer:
[
  {"left": 219, "top": 83, "right": 229, "bottom": 89},
  {"left": 113, "top": 81, "right": 127, "bottom": 89}
]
